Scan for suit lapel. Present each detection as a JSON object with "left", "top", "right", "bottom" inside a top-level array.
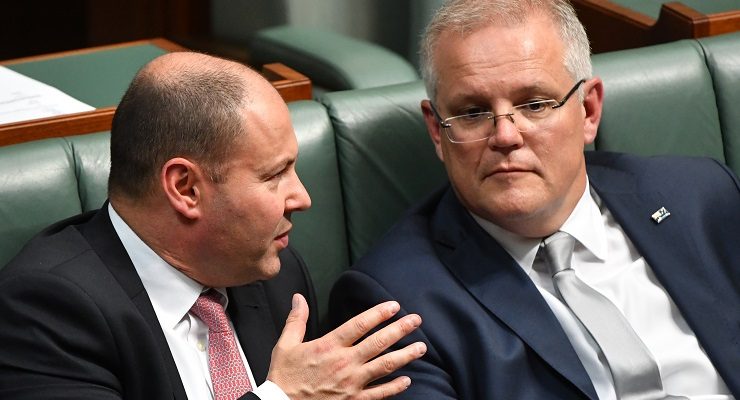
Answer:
[
  {"left": 79, "top": 206, "right": 282, "bottom": 394},
  {"left": 431, "top": 189, "right": 599, "bottom": 399},
  {"left": 228, "top": 283, "right": 278, "bottom": 385},
  {"left": 588, "top": 164, "right": 740, "bottom": 392},
  {"left": 79, "top": 205, "right": 187, "bottom": 400}
]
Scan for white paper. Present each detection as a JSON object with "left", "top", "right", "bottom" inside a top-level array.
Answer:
[{"left": 0, "top": 66, "right": 95, "bottom": 125}]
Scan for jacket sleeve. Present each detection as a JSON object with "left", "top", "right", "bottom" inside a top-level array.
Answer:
[
  {"left": 0, "top": 272, "right": 124, "bottom": 399},
  {"left": 328, "top": 270, "right": 459, "bottom": 399}
]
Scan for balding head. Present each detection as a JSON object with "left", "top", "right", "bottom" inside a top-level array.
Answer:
[{"left": 108, "top": 52, "right": 277, "bottom": 201}]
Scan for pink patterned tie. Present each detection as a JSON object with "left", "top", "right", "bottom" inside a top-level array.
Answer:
[{"left": 190, "top": 290, "right": 252, "bottom": 400}]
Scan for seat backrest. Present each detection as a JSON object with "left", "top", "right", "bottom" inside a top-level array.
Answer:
[
  {"left": 0, "top": 135, "right": 102, "bottom": 267},
  {"left": 250, "top": 25, "right": 419, "bottom": 94},
  {"left": 68, "top": 132, "right": 112, "bottom": 212},
  {"left": 592, "top": 38, "right": 726, "bottom": 165},
  {"left": 321, "top": 81, "right": 447, "bottom": 262},
  {"left": 287, "top": 101, "right": 350, "bottom": 316},
  {"left": 0, "top": 102, "right": 349, "bottom": 319},
  {"left": 698, "top": 31, "right": 740, "bottom": 176},
  {"left": 321, "top": 35, "right": 738, "bottom": 266}
]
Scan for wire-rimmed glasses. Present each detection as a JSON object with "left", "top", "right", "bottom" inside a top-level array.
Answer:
[{"left": 430, "top": 79, "right": 586, "bottom": 143}]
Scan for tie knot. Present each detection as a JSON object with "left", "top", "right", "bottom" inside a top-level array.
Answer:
[
  {"left": 541, "top": 231, "right": 576, "bottom": 275},
  {"left": 190, "top": 290, "right": 230, "bottom": 333}
]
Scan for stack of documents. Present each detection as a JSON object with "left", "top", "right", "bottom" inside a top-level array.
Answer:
[{"left": 0, "top": 66, "right": 94, "bottom": 125}]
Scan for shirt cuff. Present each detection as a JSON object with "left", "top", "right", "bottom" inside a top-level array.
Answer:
[{"left": 251, "top": 380, "right": 290, "bottom": 400}]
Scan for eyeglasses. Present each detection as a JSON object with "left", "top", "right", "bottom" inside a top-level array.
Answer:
[{"left": 430, "top": 79, "right": 586, "bottom": 143}]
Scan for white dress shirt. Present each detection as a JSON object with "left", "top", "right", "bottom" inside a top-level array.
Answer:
[
  {"left": 471, "top": 181, "right": 733, "bottom": 400},
  {"left": 109, "top": 204, "right": 288, "bottom": 400}
]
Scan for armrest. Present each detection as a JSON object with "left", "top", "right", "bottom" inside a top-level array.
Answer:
[{"left": 249, "top": 25, "right": 419, "bottom": 92}]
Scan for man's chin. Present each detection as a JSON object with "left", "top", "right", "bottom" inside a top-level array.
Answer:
[
  {"left": 255, "top": 257, "right": 282, "bottom": 281},
  {"left": 223, "top": 258, "right": 281, "bottom": 287}
]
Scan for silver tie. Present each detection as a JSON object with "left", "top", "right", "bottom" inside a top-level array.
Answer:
[{"left": 542, "top": 231, "right": 686, "bottom": 400}]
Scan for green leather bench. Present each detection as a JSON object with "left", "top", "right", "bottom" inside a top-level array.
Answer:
[
  {"left": 320, "top": 32, "right": 740, "bottom": 267},
  {"left": 249, "top": 25, "right": 419, "bottom": 96},
  {"left": 0, "top": 101, "right": 348, "bottom": 318},
  {"left": 2, "top": 32, "right": 739, "bottom": 321}
]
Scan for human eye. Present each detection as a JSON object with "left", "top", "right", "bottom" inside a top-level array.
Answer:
[
  {"left": 272, "top": 166, "right": 290, "bottom": 181},
  {"left": 515, "top": 100, "right": 557, "bottom": 119},
  {"left": 452, "top": 107, "right": 492, "bottom": 126},
  {"left": 518, "top": 100, "right": 551, "bottom": 113},
  {"left": 458, "top": 106, "right": 489, "bottom": 118},
  {"left": 271, "top": 170, "right": 285, "bottom": 180},
  {"left": 262, "top": 164, "right": 289, "bottom": 183}
]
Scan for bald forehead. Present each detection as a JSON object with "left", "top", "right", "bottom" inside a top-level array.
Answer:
[
  {"left": 145, "top": 52, "right": 250, "bottom": 77},
  {"left": 135, "top": 51, "right": 288, "bottom": 133},
  {"left": 141, "top": 52, "right": 274, "bottom": 98}
]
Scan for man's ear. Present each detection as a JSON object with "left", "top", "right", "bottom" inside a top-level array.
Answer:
[
  {"left": 582, "top": 77, "right": 604, "bottom": 146},
  {"left": 421, "top": 99, "right": 445, "bottom": 162},
  {"left": 161, "top": 158, "right": 205, "bottom": 220}
]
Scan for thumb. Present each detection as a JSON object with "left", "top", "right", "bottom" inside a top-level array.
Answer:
[{"left": 276, "top": 293, "right": 309, "bottom": 347}]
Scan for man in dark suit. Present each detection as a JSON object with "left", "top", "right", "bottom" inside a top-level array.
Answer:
[
  {"left": 329, "top": 0, "right": 739, "bottom": 399},
  {"left": 0, "top": 52, "right": 426, "bottom": 399}
]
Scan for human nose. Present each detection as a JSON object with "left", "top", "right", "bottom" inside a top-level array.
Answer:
[
  {"left": 286, "top": 172, "right": 312, "bottom": 212},
  {"left": 488, "top": 112, "right": 524, "bottom": 148}
]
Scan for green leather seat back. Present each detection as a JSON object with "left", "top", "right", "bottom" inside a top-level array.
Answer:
[
  {"left": 0, "top": 139, "right": 84, "bottom": 267},
  {"left": 699, "top": 32, "right": 740, "bottom": 176},
  {"left": 251, "top": 26, "right": 419, "bottom": 93},
  {"left": 0, "top": 103, "right": 349, "bottom": 315},
  {"left": 288, "top": 100, "right": 349, "bottom": 316},
  {"left": 592, "top": 39, "right": 725, "bottom": 162},
  {"left": 322, "top": 81, "right": 447, "bottom": 262},
  {"left": 68, "top": 132, "right": 111, "bottom": 212}
]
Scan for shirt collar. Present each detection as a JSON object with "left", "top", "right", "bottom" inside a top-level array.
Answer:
[
  {"left": 471, "top": 213, "right": 541, "bottom": 274},
  {"left": 471, "top": 179, "right": 607, "bottom": 274},
  {"left": 108, "top": 204, "right": 228, "bottom": 329},
  {"left": 561, "top": 182, "right": 608, "bottom": 262}
]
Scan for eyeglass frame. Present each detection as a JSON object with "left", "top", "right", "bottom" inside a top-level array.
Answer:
[{"left": 429, "top": 79, "right": 587, "bottom": 143}]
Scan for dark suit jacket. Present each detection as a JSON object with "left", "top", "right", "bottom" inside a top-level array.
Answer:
[
  {"left": 329, "top": 152, "right": 740, "bottom": 399},
  {"left": 0, "top": 205, "right": 318, "bottom": 399}
]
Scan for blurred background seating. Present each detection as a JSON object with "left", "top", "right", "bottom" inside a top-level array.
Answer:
[
  {"left": 572, "top": 0, "right": 740, "bottom": 53},
  {"left": 4, "top": 1, "right": 737, "bottom": 80}
]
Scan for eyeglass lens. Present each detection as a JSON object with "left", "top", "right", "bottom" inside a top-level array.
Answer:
[{"left": 446, "top": 101, "right": 561, "bottom": 142}]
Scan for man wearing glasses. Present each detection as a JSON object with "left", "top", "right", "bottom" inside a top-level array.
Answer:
[{"left": 330, "top": 0, "right": 739, "bottom": 398}]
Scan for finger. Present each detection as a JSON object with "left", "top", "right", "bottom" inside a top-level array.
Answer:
[
  {"left": 275, "top": 293, "right": 309, "bottom": 348},
  {"left": 330, "top": 301, "right": 401, "bottom": 346},
  {"left": 362, "top": 341, "right": 427, "bottom": 384},
  {"left": 355, "top": 313, "right": 422, "bottom": 360},
  {"left": 359, "top": 376, "right": 413, "bottom": 400}
]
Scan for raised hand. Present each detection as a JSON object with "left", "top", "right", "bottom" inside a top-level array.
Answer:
[{"left": 267, "top": 294, "right": 426, "bottom": 399}]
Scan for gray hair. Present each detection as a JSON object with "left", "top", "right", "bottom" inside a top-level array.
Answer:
[{"left": 419, "top": 0, "right": 591, "bottom": 101}]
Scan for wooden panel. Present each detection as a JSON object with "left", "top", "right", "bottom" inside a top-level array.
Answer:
[
  {"left": 0, "top": 0, "right": 210, "bottom": 60},
  {"left": 85, "top": 0, "right": 211, "bottom": 46},
  {"left": 706, "top": 9, "right": 740, "bottom": 35},
  {"left": 572, "top": 0, "right": 740, "bottom": 53},
  {"left": 0, "top": 108, "right": 116, "bottom": 147},
  {"left": 0, "top": 41, "right": 312, "bottom": 147},
  {"left": 654, "top": 2, "right": 740, "bottom": 41},
  {"left": 0, "top": 1, "right": 87, "bottom": 60},
  {"left": 262, "top": 63, "right": 313, "bottom": 103},
  {"left": 653, "top": 2, "right": 708, "bottom": 41},
  {"left": 572, "top": 0, "right": 653, "bottom": 53}
]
